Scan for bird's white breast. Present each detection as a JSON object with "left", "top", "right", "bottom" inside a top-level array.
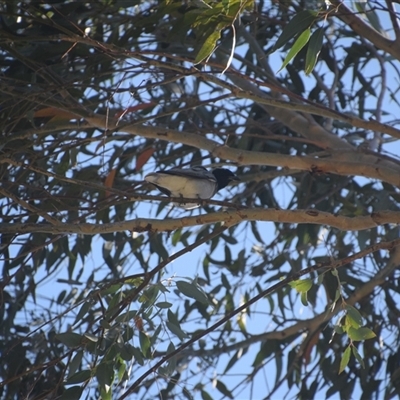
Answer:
[{"left": 145, "top": 173, "right": 216, "bottom": 199}]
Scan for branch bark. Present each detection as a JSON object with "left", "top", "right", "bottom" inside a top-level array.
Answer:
[
  {"left": 332, "top": 0, "right": 400, "bottom": 59},
  {"left": 3, "top": 209, "right": 400, "bottom": 235},
  {"left": 84, "top": 114, "right": 400, "bottom": 187}
]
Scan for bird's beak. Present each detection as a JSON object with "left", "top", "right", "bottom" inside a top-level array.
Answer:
[{"left": 229, "top": 175, "right": 240, "bottom": 182}]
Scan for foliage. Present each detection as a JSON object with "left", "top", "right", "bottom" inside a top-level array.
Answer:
[{"left": 1, "top": 0, "right": 400, "bottom": 399}]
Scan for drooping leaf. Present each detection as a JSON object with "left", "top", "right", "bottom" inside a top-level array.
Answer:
[
  {"left": 176, "top": 280, "right": 209, "bottom": 304},
  {"left": 351, "top": 346, "right": 365, "bottom": 368},
  {"left": 345, "top": 305, "right": 363, "bottom": 329},
  {"left": 139, "top": 331, "right": 152, "bottom": 357},
  {"left": 273, "top": 10, "right": 318, "bottom": 51},
  {"left": 96, "top": 361, "right": 114, "bottom": 388},
  {"left": 278, "top": 28, "right": 311, "bottom": 73},
  {"left": 194, "top": 30, "right": 221, "bottom": 64},
  {"left": 305, "top": 27, "right": 324, "bottom": 75},
  {"left": 215, "top": 379, "right": 234, "bottom": 399},
  {"left": 339, "top": 346, "right": 351, "bottom": 374}
]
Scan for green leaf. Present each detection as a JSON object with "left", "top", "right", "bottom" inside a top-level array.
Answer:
[
  {"left": 273, "top": 10, "right": 317, "bottom": 51},
  {"left": 96, "top": 361, "right": 114, "bottom": 388},
  {"left": 74, "top": 302, "right": 91, "bottom": 325},
  {"left": 334, "top": 325, "right": 344, "bottom": 335},
  {"left": 166, "top": 310, "right": 188, "bottom": 340},
  {"left": 117, "top": 361, "right": 126, "bottom": 383},
  {"left": 100, "top": 386, "right": 112, "bottom": 400},
  {"left": 201, "top": 390, "right": 213, "bottom": 400},
  {"left": 68, "top": 351, "right": 83, "bottom": 379},
  {"left": 131, "top": 346, "right": 144, "bottom": 366},
  {"left": 222, "top": 0, "right": 230, "bottom": 14},
  {"left": 194, "top": 30, "right": 221, "bottom": 64},
  {"left": 278, "top": 28, "right": 311, "bottom": 73},
  {"left": 115, "top": 310, "right": 137, "bottom": 323},
  {"left": 300, "top": 291, "right": 308, "bottom": 306},
  {"left": 166, "top": 321, "right": 189, "bottom": 340},
  {"left": 221, "top": 272, "right": 231, "bottom": 290},
  {"left": 172, "top": 229, "right": 182, "bottom": 246},
  {"left": 59, "top": 386, "right": 84, "bottom": 400},
  {"left": 352, "top": 346, "right": 365, "bottom": 368},
  {"left": 345, "top": 305, "right": 363, "bottom": 329},
  {"left": 66, "top": 369, "right": 91, "bottom": 384},
  {"left": 139, "top": 331, "right": 151, "bottom": 357},
  {"left": 348, "top": 327, "right": 376, "bottom": 341},
  {"left": 100, "top": 283, "right": 122, "bottom": 296},
  {"left": 167, "top": 309, "right": 180, "bottom": 326},
  {"left": 57, "top": 290, "right": 66, "bottom": 304},
  {"left": 317, "top": 271, "right": 326, "bottom": 285},
  {"left": 215, "top": 379, "right": 234, "bottom": 399},
  {"left": 289, "top": 278, "right": 313, "bottom": 293},
  {"left": 150, "top": 324, "right": 162, "bottom": 346},
  {"left": 56, "top": 332, "right": 82, "bottom": 348},
  {"left": 305, "top": 27, "right": 324, "bottom": 75},
  {"left": 224, "top": 350, "right": 241, "bottom": 374},
  {"left": 339, "top": 346, "right": 351, "bottom": 374},
  {"left": 150, "top": 234, "right": 169, "bottom": 260},
  {"left": 176, "top": 280, "right": 209, "bottom": 304},
  {"left": 156, "top": 301, "right": 173, "bottom": 309}
]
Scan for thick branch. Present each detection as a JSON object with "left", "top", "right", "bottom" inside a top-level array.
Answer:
[
  {"left": 2, "top": 209, "right": 400, "bottom": 235},
  {"left": 332, "top": 0, "right": 400, "bottom": 59},
  {"left": 84, "top": 115, "right": 400, "bottom": 187}
]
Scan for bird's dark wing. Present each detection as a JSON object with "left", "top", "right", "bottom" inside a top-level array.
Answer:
[{"left": 157, "top": 166, "right": 216, "bottom": 182}]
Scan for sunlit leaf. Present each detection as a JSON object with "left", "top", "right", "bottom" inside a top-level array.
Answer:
[
  {"left": 346, "top": 305, "right": 363, "bottom": 329},
  {"left": 194, "top": 30, "right": 221, "bottom": 64},
  {"left": 339, "top": 346, "right": 351, "bottom": 374},
  {"left": 301, "top": 291, "right": 308, "bottom": 306},
  {"left": 348, "top": 327, "right": 376, "bottom": 341},
  {"left": 351, "top": 346, "right": 365, "bottom": 368},
  {"left": 289, "top": 278, "right": 313, "bottom": 293},
  {"left": 278, "top": 29, "right": 311, "bottom": 73},
  {"left": 273, "top": 10, "right": 317, "bottom": 51}
]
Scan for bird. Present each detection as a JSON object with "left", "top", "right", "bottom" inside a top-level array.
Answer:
[{"left": 144, "top": 166, "right": 239, "bottom": 209}]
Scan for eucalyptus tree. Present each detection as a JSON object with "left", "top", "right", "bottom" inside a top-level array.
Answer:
[{"left": 1, "top": 1, "right": 400, "bottom": 399}]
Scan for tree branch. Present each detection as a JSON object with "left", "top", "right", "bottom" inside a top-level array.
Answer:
[
  {"left": 38, "top": 34, "right": 400, "bottom": 141},
  {"left": 84, "top": 114, "right": 400, "bottom": 187},
  {"left": 2, "top": 208, "right": 400, "bottom": 235},
  {"left": 0, "top": 186, "right": 61, "bottom": 226},
  {"left": 119, "top": 238, "right": 400, "bottom": 399},
  {"left": 332, "top": 0, "right": 400, "bottom": 59}
]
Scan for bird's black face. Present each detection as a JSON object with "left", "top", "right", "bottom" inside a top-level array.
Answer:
[{"left": 212, "top": 168, "right": 239, "bottom": 191}]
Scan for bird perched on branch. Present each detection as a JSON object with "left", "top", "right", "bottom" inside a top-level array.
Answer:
[{"left": 145, "top": 166, "right": 239, "bottom": 209}]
